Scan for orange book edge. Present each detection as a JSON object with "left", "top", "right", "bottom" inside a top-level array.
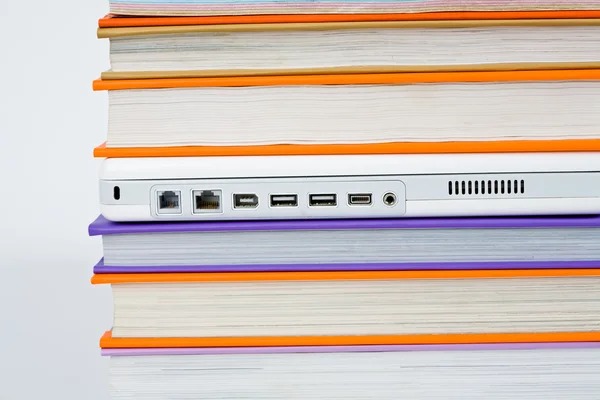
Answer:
[
  {"left": 97, "top": 62, "right": 600, "bottom": 80},
  {"left": 93, "top": 139, "right": 600, "bottom": 158},
  {"left": 91, "top": 269, "right": 600, "bottom": 285},
  {"left": 92, "top": 69, "right": 600, "bottom": 91},
  {"left": 98, "top": 19, "right": 600, "bottom": 39},
  {"left": 98, "top": 11, "right": 600, "bottom": 28},
  {"left": 99, "top": 330, "right": 600, "bottom": 348}
]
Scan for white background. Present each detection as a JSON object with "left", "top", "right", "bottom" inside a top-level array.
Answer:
[{"left": 0, "top": 0, "right": 112, "bottom": 398}]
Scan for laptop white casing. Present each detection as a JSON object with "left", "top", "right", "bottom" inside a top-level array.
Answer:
[{"left": 99, "top": 153, "right": 600, "bottom": 222}]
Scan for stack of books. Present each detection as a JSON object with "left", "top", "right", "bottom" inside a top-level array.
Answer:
[{"left": 91, "top": 1, "right": 600, "bottom": 398}]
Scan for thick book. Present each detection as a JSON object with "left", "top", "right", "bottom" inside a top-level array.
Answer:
[
  {"left": 89, "top": 214, "right": 600, "bottom": 273},
  {"left": 105, "top": 343, "right": 600, "bottom": 399},
  {"left": 92, "top": 268, "right": 600, "bottom": 344},
  {"left": 100, "top": 19, "right": 600, "bottom": 80},
  {"left": 108, "top": 0, "right": 600, "bottom": 17},
  {"left": 93, "top": 70, "right": 600, "bottom": 152}
]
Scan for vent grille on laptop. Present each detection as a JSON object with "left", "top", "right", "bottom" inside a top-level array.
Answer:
[{"left": 448, "top": 179, "right": 525, "bottom": 196}]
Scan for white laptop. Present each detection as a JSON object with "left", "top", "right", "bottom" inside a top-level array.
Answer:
[{"left": 99, "top": 153, "right": 600, "bottom": 222}]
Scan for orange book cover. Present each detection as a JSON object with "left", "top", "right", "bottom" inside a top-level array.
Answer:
[
  {"left": 93, "top": 139, "right": 600, "bottom": 158},
  {"left": 91, "top": 269, "right": 600, "bottom": 285},
  {"left": 100, "top": 330, "right": 600, "bottom": 349},
  {"left": 95, "top": 269, "right": 600, "bottom": 349},
  {"left": 98, "top": 10, "right": 600, "bottom": 28},
  {"left": 93, "top": 69, "right": 600, "bottom": 90}
]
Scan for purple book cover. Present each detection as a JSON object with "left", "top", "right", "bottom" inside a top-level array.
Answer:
[
  {"left": 93, "top": 258, "right": 600, "bottom": 274},
  {"left": 90, "top": 214, "right": 600, "bottom": 273},
  {"left": 89, "top": 214, "right": 600, "bottom": 236},
  {"left": 102, "top": 342, "right": 600, "bottom": 357}
]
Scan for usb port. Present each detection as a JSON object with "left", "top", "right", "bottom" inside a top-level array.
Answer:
[
  {"left": 270, "top": 194, "right": 298, "bottom": 207},
  {"left": 234, "top": 193, "right": 259, "bottom": 209},
  {"left": 348, "top": 193, "right": 372, "bottom": 206},
  {"left": 309, "top": 193, "right": 337, "bottom": 207}
]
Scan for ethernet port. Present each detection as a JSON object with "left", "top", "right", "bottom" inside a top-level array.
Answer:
[
  {"left": 193, "top": 190, "right": 222, "bottom": 214},
  {"left": 157, "top": 190, "right": 182, "bottom": 214}
]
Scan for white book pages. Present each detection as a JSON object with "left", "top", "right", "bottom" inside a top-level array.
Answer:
[
  {"left": 110, "top": 277, "right": 600, "bottom": 337},
  {"left": 109, "top": 348, "right": 600, "bottom": 399},
  {"left": 101, "top": 227, "right": 600, "bottom": 266},
  {"left": 109, "top": 27, "right": 600, "bottom": 72},
  {"left": 106, "top": 81, "right": 600, "bottom": 147}
]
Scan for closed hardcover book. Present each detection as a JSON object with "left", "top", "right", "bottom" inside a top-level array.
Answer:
[
  {"left": 90, "top": 214, "right": 600, "bottom": 273},
  {"left": 101, "top": 19, "right": 600, "bottom": 80},
  {"left": 93, "top": 268, "right": 600, "bottom": 346},
  {"left": 93, "top": 71, "right": 600, "bottom": 152},
  {"left": 105, "top": 343, "right": 600, "bottom": 399}
]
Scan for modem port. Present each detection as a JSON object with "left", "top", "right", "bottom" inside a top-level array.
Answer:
[{"left": 157, "top": 190, "right": 181, "bottom": 214}]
